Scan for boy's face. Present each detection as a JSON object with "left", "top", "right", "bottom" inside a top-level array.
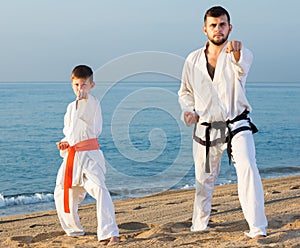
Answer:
[{"left": 71, "top": 77, "right": 95, "bottom": 97}]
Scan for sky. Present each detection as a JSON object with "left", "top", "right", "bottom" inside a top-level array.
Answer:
[{"left": 0, "top": 0, "right": 299, "bottom": 83}]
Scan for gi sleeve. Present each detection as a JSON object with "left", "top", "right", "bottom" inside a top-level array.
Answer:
[
  {"left": 178, "top": 57, "right": 195, "bottom": 122},
  {"left": 76, "top": 95, "right": 103, "bottom": 137},
  {"left": 59, "top": 103, "right": 73, "bottom": 157},
  {"left": 94, "top": 100, "right": 103, "bottom": 137},
  {"left": 77, "top": 98, "right": 94, "bottom": 125},
  {"left": 231, "top": 47, "right": 253, "bottom": 85}
]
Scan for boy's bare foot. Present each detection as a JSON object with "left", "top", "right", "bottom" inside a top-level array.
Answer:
[
  {"left": 107, "top": 236, "right": 119, "bottom": 246},
  {"left": 254, "top": 234, "right": 266, "bottom": 239}
]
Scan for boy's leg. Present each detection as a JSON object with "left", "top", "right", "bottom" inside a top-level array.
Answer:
[
  {"left": 191, "top": 141, "right": 223, "bottom": 231},
  {"left": 83, "top": 176, "right": 119, "bottom": 241},
  {"left": 231, "top": 131, "right": 268, "bottom": 237},
  {"left": 54, "top": 185, "right": 86, "bottom": 236}
]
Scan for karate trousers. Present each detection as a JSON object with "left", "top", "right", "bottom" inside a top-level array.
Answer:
[
  {"left": 191, "top": 121, "right": 267, "bottom": 238},
  {"left": 54, "top": 175, "right": 119, "bottom": 241}
]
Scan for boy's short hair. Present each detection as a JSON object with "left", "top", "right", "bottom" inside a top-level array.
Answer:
[
  {"left": 71, "top": 65, "right": 93, "bottom": 82},
  {"left": 204, "top": 6, "right": 230, "bottom": 24}
]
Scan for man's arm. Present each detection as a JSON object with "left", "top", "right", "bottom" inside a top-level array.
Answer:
[
  {"left": 226, "top": 40, "right": 242, "bottom": 62},
  {"left": 183, "top": 111, "right": 199, "bottom": 126},
  {"left": 226, "top": 40, "right": 253, "bottom": 84},
  {"left": 178, "top": 58, "right": 197, "bottom": 126}
]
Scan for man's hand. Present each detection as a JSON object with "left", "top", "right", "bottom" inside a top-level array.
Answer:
[
  {"left": 56, "top": 141, "right": 69, "bottom": 150},
  {"left": 226, "top": 40, "right": 242, "bottom": 62},
  {"left": 184, "top": 111, "right": 199, "bottom": 126}
]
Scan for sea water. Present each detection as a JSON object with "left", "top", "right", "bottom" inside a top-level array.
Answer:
[{"left": 0, "top": 81, "right": 299, "bottom": 216}]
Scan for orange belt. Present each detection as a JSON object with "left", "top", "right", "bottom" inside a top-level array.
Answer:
[{"left": 64, "top": 138, "right": 99, "bottom": 213}]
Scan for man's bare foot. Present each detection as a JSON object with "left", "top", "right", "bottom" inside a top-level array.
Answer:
[{"left": 107, "top": 236, "right": 119, "bottom": 245}]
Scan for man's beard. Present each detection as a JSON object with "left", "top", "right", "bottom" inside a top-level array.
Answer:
[{"left": 209, "top": 33, "right": 229, "bottom": 46}]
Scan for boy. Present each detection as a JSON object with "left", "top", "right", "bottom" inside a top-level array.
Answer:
[{"left": 54, "top": 65, "right": 119, "bottom": 245}]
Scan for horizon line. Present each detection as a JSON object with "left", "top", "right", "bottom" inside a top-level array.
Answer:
[{"left": 0, "top": 80, "right": 300, "bottom": 84}]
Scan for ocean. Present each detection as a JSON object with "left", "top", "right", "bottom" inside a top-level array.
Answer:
[{"left": 0, "top": 81, "right": 300, "bottom": 217}]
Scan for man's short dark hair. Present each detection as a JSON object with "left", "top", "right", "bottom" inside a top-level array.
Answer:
[
  {"left": 204, "top": 6, "right": 230, "bottom": 24},
  {"left": 71, "top": 65, "right": 93, "bottom": 81}
]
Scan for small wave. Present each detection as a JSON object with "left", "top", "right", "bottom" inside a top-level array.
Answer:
[
  {"left": 181, "top": 184, "right": 195, "bottom": 190},
  {"left": 259, "top": 166, "right": 300, "bottom": 175},
  {"left": 0, "top": 193, "right": 54, "bottom": 208},
  {"left": 179, "top": 179, "right": 235, "bottom": 190}
]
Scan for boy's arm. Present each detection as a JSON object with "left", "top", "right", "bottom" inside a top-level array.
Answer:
[
  {"left": 58, "top": 103, "right": 72, "bottom": 157},
  {"left": 76, "top": 95, "right": 102, "bottom": 136},
  {"left": 94, "top": 100, "right": 102, "bottom": 136},
  {"left": 56, "top": 141, "right": 69, "bottom": 150},
  {"left": 76, "top": 95, "right": 95, "bottom": 125}
]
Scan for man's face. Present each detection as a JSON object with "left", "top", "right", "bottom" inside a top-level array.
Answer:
[{"left": 203, "top": 14, "right": 232, "bottom": 46}]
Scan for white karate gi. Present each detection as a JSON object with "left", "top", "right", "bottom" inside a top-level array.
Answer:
[
  {"left": 54, "top": 94, "right": 119, "bottom": 241},
  {"left": 178, "top": 42, "right": 268, "bottom": 237}
]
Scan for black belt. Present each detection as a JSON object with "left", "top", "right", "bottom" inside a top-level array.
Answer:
[{"left": 193, "top": 110, "right": 258, "bottom": 173}]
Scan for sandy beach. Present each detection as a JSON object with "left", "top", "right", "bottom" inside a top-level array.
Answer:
[{"left": 0, "top": 175, "right": 299, "bottom": 247}]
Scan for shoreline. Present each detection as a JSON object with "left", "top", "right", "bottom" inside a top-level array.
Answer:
[
  {"left": 2, "top": 173, "right": 300, "bottom": 218},
  {"left": 0, "top": 175, "right": 299, "bottom": 247}
]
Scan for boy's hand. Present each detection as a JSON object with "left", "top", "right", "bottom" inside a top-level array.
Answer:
[
  {"left": 226, "top": 40, "right": 242, "bottom": 62},
  {"left": 77, "top": 89, "right": 88, "bottom": 100},
  {"left": 56, "top": 141, "right": 69, "bottom": 150},
  {"left": 184, "top": 111, "right": 199, "bottom": 126}
]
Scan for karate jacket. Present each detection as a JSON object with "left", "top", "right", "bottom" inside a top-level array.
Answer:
[
  {"left": 56, "top": 94, "right": 106, "bottom": 188},
  {"left": 178, "top": 43, "right": 254, "bottom": 140}
]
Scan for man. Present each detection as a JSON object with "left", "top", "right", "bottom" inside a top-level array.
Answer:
[{"left": 178, "top": 6, "right": 267, "bottom": 238}]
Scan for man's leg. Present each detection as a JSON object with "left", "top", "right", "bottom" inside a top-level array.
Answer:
[
  {"left": 191, "top": 141, "right": 223, "bottom": 231},
  {"left": 231, "top": 131, "right": 268, "bottom": 237},
  {"left": 54, "top": 185, "right": 86, "bottom": 236}
]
